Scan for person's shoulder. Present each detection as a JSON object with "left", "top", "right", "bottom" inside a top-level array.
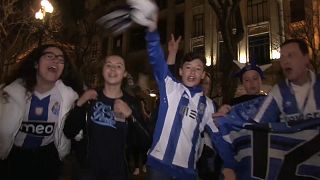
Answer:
[
  {"left": 202, "top": 95, "right": 217, "bottom": 112},
  {"left": 122, "top": 91, "right": 139, "bottom": 104},
  {"left": 270, "top": 80, "right": 287, "bottom": 95},
  {"left": 56, "top": 80, "right": 79, "bottom": 99},
  {"left": 5, "top": 78, "right": 24, "bottom": 88},
  {"left": 2, "top": 79, "right": 26, "bottom": 96}
]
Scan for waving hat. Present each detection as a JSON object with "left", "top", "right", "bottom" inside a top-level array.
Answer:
[
  {"left": 233, "top": 60, "right": 272, "bottom": 82},
  {"left": 96, "top": 0, "right": 158, "bottom": 35}
]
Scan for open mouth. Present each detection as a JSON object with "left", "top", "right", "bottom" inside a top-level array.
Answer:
[
  {"left": 284, "top": 67, "right": 292, "bottom": 74},
  {"left": 108, "top": 73, "right": 118, "bottom": 78},
  {"left": 48, "top": 66, "right": 57, "bottom": 72},
  {"left": 187, "top": 76, "right": 195, "bottom": 81}
]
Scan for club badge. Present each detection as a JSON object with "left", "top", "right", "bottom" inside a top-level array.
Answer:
[
  {"left": 51, "top": 101, "right": 60, "bottom": 116},
  {"left": 35, "top": 107, "right": 43, "bottom": 116}
]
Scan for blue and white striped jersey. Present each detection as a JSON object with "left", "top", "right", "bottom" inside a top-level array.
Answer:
[
  {"left": 254, "top": 71, "right": 320, "bottom": 123},
  {"left": 145, "top": 31, "right": 218, "bottom": 177},
  {"left": 14, "top": 87, "right": 62, "bottom": 148},
  {"left": 216, "top": 97, "right": 320, "bottom": 179},
  {"left": 215, "top": 72, "right": 320, "bottom": 179}
]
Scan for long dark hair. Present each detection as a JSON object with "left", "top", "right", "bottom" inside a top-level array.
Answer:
[{"left": 2, "top": 44, "right": 83, "bottom": 94}]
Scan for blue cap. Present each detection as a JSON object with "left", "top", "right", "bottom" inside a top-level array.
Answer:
[{"left": 234, "top": 62, "right": 265, "bottom": 82}]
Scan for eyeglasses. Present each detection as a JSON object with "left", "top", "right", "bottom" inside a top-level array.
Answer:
[{"left": 41, "top": 52, "right": 65, "bottom": 64}]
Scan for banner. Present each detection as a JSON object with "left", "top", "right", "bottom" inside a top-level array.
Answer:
[{"left": 215, "top": 97, "right": 320, "bottom": 180}]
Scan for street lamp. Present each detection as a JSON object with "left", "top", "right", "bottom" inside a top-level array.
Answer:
[
  {"left": 149, "top": 91, "right": 157, "bottom": 97},
  {"left": 35, "top": 0, "right": 54, "bottom": 45},
  {"left": 35, "top": 0, "right": 54, "bottom": 20}
]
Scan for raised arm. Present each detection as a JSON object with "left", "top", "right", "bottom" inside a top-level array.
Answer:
[{"left": 167, "top": 33, "right": 181, "bottom": 65}]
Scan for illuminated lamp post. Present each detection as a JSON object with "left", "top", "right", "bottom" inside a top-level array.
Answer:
[{"left": 35, "top": 0, "right": 54, "bottom": 45}]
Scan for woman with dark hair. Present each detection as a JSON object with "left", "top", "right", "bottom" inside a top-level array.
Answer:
[{"left": 0, "top": 44, "right": 81, "bottom": 180}]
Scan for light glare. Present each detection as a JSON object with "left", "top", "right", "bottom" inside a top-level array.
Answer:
[{"left": 35, "top": 10, "right": 44, "bottom": 20}]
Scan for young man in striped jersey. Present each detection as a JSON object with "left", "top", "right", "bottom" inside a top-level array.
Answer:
[
  {"left": 135, "top": 7, "right": 234, "bottom": 180},
  {"left": 145, "top": 34, "right": 221, "bottom": 180}
]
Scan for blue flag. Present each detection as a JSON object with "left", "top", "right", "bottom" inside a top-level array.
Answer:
[{"left": 214, "top": 97, "right": 320, "bottom": 180}]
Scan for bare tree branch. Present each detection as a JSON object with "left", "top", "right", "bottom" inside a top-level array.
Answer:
[{"left": 286, "top": 3, "right": 320, "bottom": 74}]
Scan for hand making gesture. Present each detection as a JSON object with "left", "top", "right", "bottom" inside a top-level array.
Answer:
[{"left": 167, "top": 33, "right": 182, "bottom": 65}]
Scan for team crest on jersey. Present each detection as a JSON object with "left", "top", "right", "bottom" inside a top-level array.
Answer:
[
  {"left": 51, "top": 101, "right": 60, "bottom": 115},
  {"left": 198, "top": 103, "right": 205, "bottom": 115},
  {"left": 35, "top": 107, "right": 43, "bottom": 116},
  {"left": 285, "top": 101, "right": 292, "bottom": 108}
]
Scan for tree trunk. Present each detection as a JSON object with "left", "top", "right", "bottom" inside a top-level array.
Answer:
[{"left": 208, "top": 0, "right": 244, "bottom": 104}]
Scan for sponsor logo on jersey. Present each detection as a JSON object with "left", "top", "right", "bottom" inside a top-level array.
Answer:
[
  {"left": 180, "top": 106, "right": 199, "bottom": 120},
  {"left": 20, "top": 121, "right": 55, "bottom": 136},
  {"left": 285, "top": 101, "right": 292, "bottom": 108},
  {"left": 281, "top": 111, "right": 320, "bottom": 122}
]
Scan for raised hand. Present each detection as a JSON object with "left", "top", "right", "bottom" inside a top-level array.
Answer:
[
  {"left": 96, "top": 0, "right": 159, "bottom": 34},
  {"left": 114, "top": 99, "right": 132, "bottom": 119},
  {"left": 212, "top": 104, "right": 232, "bottom": 118},
  {"left": 76, "top": 89, "right": 98, "bottom": 107},
  {"left": 167, "top": 33, "right": 182, "bottom": 65},
  {"left": 96, "top": 6, "right": 132, "bottom": 35},
  {"left": 127, "top": 0, "right": 159, "bottom": 32},
  {"left": 168, "top": 34, "right": 182, "bottom": 54}
]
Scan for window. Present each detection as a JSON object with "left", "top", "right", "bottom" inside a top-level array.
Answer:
[
  {"left": 247, "top": 0, "right": 269, "bottom": 24},
  {"left": 175, "top": 13, "right": 185, "bottom": 38},
  {"left": 193, "top": 46, "right": 204, "bottom": 55},
  {"left": 249, "top": 33, "right": 270, "bottom": 65},
  {"left": 193, "top": 14, "right": 204, "bottom": 37},
  {"left": 290, "top": 0, "right": 305, "bottom": 22}
]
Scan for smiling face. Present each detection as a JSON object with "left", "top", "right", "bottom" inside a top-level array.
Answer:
[
  {"left": 102, "top": 55, "right": 127, "bottom": 86},
  {"left": 242, "top": 70, "right": 262, "bottom": 95},
  {"left": 280, "top": 42, "right": 309, "bottom": 85},
  {"left": 179, "top": 58, "right": 205, "bottom": 87},
  {"left": 35, "top": 46, "right": 65, "bottom": 85}
]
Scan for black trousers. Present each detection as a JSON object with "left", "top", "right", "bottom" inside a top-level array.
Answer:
[{"left": 7, "top": 142, "right": 61, "bottom": 180}]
